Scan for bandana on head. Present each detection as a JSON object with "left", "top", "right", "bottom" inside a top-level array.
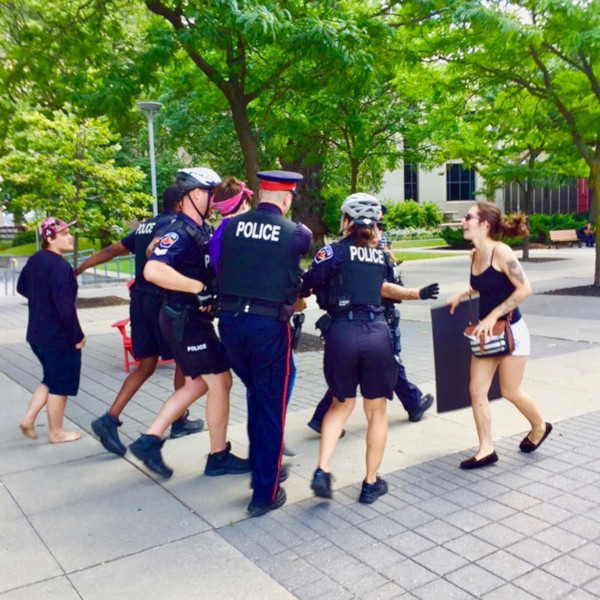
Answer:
[
  {"left": 40, "top": 217, "right": 75, "bottom": 240},
  {"left": 212, "top": 182, "right": 253, "bottom": 216}
]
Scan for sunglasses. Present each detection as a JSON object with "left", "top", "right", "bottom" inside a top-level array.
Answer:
[{"left": 463, "top": 213, "right": 480, "bottom": 222}]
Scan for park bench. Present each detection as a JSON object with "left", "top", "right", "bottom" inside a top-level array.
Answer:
[{"left": 548, "top": 229, "right": 582, "bottom": 248}]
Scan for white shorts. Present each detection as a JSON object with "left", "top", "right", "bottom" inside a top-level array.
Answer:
[{"left": 510, "top": 317, "right": 530, "bottom": 357}]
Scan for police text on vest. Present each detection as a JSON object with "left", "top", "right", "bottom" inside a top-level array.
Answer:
[
  {"left": 349, "top": 247, "right": 385, "bottom": 263},
  {"left": 235, "top": 221, "right": 281, "bottom": 242}
]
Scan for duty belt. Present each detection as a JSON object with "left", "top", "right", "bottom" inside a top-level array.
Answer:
[
  {"left": 331, "top": 311, "right": 386, "bottom": 322},
  {"left": 218, "top": 300, "right": 283, "bottom": 319}
]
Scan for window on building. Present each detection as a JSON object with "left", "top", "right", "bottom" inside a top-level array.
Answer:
[
  {"left": 404, "top": 163, "right": 419, "bottom": 202},
  {"left": 446, "top": 163, "right": 475, "bottom": 201}
]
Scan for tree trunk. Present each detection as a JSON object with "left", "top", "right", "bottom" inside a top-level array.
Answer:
[{"left": 588, "top": 159, "right": 600, "bottom": 286}]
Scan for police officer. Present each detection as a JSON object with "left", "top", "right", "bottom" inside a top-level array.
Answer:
[
  {"left": 216, "top": 170, "right": 312, "bottom": 517},
  {"left": 303, "top": 193, "right": 401, "bottom": 504},
  {"left": 129, "top": 167, "right": 249, "bottom": 479},
  {"left": 307, "top": 213, "right": 439, "bottom": 432},
  {"left": 76, "top": 186, "right": 204, "bottom": 456}
]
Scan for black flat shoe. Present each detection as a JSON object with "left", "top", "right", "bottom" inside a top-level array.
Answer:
[
  {"left": 519, "top": 422, "right": 553, "bottom": 453},
  {"left": 460, "top": 451, "right": 498, "bottom": 470}
]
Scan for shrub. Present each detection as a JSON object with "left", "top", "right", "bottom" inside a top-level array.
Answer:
[
  {"left": 383, "top": 201, "right": 443, "bottom": 230},
  {"left": 439, "top": 227, "right": 471, "bottom": 249},
  {"left": 529, "top": 212, "right": 587, "bottom": 244},
  {"left": 11, "top": 228, "right": 36, "bottom": 247}
]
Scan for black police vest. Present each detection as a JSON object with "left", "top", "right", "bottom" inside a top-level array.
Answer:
[
  {"left": 326, "top": 239, "right": 386, "bottom": 311},
  {"left": 164, "top": 218, "right": 214, "bottom": 305},
  {"left": 219, "top": 210, "right": 300, "bottom": 303},
  {"left": 133, "top": 213, "right": 176, "bottom": 289}
]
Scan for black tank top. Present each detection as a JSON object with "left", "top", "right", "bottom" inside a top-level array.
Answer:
[{"left": 470, "top": 246, "right": 522, "bottom": 323}]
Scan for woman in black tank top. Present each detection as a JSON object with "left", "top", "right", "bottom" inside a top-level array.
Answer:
[{"left": 446, "top": 203, "right": 552, "bottom": 470}]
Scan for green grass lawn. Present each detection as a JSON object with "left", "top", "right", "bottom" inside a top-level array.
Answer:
[{"left": 0, "top": 238, "right": 98, "bottom": 256}]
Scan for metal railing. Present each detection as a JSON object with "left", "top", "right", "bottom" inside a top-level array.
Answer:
[{"left": 65, "top": 249, "right": 135, "bottom": 285}]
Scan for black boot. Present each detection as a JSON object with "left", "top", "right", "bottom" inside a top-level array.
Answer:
[
  {"left": 169, "top": 410, "right": 205, "bottom": 439},
  {"left": 91, "top": 413, "right": 126, "bottom": 456},
  {"left": 129, "top": 434, "right": 173, "bottom": 478}
]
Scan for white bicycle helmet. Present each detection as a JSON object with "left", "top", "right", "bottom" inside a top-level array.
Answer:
[
  {"left": 340, "top": 193, "right": 382, "bottom": 229},
  {"left": 176, "top": 167, "right": 221, "bottom": 191}
]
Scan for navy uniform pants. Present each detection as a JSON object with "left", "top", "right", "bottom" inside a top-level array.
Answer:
[
  {"left": 218, "top": 313, "right": 292, "bottom": 506},
  {"left": 312, "top": 354, "right": 422, "bottom": 424}
]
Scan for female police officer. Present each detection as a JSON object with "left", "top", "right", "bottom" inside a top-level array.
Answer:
[{"left": 304, "top": 193, "right": 398, "bottom": 504}]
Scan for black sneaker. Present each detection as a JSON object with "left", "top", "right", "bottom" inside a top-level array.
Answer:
[
  {"left": 306, "top": 420, "right": 346, "bottom": 439},
  {"left": 204, "top": 441, "right": 251, "bottom": 476},
  {"left": 359, "top": 476, "right": 388, "bottom": 504},
  {"left": 247, "top": 487, "right": 286, "bottom": 518},
  {"left": 408, "top": 393, "right": 434, "bottom": 423},
  {"left": 91, "top": 413, "right": 126, "bottom": 456},
  {"left": 311, "top": 467, "right": 333, "bottom": 499},
  {"left": 169, "top": 410, "right": 205, "bottom": 439},
  {"left": 129, "top": 434, "right": 173, "bottom": 478}
]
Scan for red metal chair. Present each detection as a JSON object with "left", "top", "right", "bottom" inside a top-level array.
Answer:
[{"left": 111, "top": 279, "right": 174, "bottom": 372}]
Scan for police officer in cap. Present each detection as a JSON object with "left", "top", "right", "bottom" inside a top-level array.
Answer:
[
  {"left": 129, "top": 167, "right": 249, "bottom": 479},
  {"left": 77, "top": 185, "right": 205, "bottom": 456},
  {"left": 304, "top": 193, "right": 414, "bottom": 505},
  {"left": 217, "top": 170, "right": 312, "bottom": 517}
]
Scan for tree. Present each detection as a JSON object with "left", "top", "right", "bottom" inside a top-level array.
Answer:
[
  {"left": 0, "top": 106, "right": 152, "bottom": 264},
  {"left": 395, "top": 0, "right": 600, "bottom": 283}
]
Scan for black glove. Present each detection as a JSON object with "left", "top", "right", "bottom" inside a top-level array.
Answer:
[
  {"left": 195, "top": 285, "right": 217, "bottom": 307},
  {"left": 419, "top": 283, "right": 439, "bottom": 300}
]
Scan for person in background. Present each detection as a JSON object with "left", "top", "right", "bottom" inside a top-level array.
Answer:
[
  {"left": 446, "top": 203, "right": 552, "bottom": 470},
  {"left": 18, "top": 217, "right": 86, "bottom": 443},
  {"left": 76, "top": 185, "right": 204, "bottom": 456},
  {"left": 577, "top": 222, "right": 595, "bottom": 247}
]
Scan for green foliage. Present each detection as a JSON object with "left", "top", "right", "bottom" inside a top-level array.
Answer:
[
  {"left": 529, "top": 212, "right": 588, "bottom": 244},
  {"left": 0, "top": 106, "right": 153, "bottom": 244},
  {"left": 383, "top": 201, "right": 443, "bottom": 230},
  {"left": 439, "top": 226, "right": 471, "bottom": 249},
  {"left": 11, "top": 228, "right": 36, "bottom": 247}
]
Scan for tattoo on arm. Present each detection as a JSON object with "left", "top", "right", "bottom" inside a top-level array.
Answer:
[{"left": 507, "top": 260, "right": 525, "bottom": 285}]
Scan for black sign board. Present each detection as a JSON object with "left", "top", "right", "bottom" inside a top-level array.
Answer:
[{"left": 431, "top": 299, "right": 501, "bottom": 413}]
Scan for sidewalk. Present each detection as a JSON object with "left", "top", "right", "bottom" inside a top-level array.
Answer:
[{"left": 1, "top": 248, "right": 599, "bottom": 599}]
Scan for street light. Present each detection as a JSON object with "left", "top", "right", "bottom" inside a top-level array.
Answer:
[{"left": 137, "top": 101, "right": 163, "bottom": 216}]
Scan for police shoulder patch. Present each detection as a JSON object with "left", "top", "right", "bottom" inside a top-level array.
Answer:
[
  {"left": 314, "top": 244, "right": 334, "bottom": 264},
  {"left": 154, "top": 231, "right": 179, "bottom": 256}
]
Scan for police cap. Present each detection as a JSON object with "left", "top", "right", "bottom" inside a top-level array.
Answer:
[{"left": 257, "top": 170, "right": 303, "bottom": 193}]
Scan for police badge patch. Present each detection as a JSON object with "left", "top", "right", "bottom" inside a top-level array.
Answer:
[
  {"left": 314, "top": 244, "right": 333, "bottom": 263},
  {"left": 154, "top": 231, "right": 179, "bottom": 256}
]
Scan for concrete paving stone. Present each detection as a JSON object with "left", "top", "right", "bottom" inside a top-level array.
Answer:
[
  {"left": 583, "top": 576, "right": 600, "bottom": 597},
  {"left": 356, "top": 514, "right": 407, "bottom": 540},
  {"left": 324, "top": 555, "right": 381, "bottom": 587},
  {"left": 532, "top": 526, "right": 587, "bottom": 554},
  {"left": 506, "top": 537, "right": 563, "bottom": 567},
  {"left": 259, "top": 550, "right": 324, "bottom": 591},
  {"left": 292, "top": 575, "right": 347, "bottom": 600},
  {"left": 476, "top": 549, "right": 536, "bottom": 581},
  {"left": 472, "top": 522, "right": 526, "bottom": 548},
  {"left": 513, "top": 568, "right": 575, "bottom": 600},
  {"left": 563, "top": 466, "right": 600, "bottom": 485},
  {"left": 584, "top": 504, "right": 600, "bottom": 523},
  {"left": 269, "top": 510, "right": 327, "bottom": 544},
  {"left": 216, "top": 526, "right": 273, "bottom": 562},
  {"left": 0, "top": 483, "right": 23, "bottom": 523},
  {"left": 0, "top": 516, "right": 63, "bottom": 593},
  {"left": 560, "top": 589, "right": 600, "bottom": 600},
  {"left": 523, "top": 501, "right": 575, "bottom": 525},
  {"left": 347, "top": 540, "right": 406, "bottom": 571},
  {"left": 569, "top": 543, "right": 600, "bottom": 570},
  {"left": 442, "top": 508, "right": 493, "bottom": 533},
  {"left": 541, "top": 554, "right": 600, "bottom": 587},
  {"left": 499, "top": 512, "right": 552, "bottom": 537},
  {"left": 365, "top": 580, "right": 407, "bottom": 600},
  {"left": 470, "top": 499, "right": 517, "bottom": 521},
  {"left": 412, "top": 545, "right": 468, "bottom": 576},
  {"left": 494, "top": 490, "right": 541, "bottom": 512},
  {"left": 412, "top": 495, "right": 463, "bottom": 518},
  {"left": 0, "top": 577, "right": 81, "bottom": 600},
  {"left": 327, "top": 525, "right": 378, "bottom": 553},
  {"left": 480, "top": 582, "right": 539, "bottom": 599},
  {"left": 442, "top": 487, "right": 490, "bottom": 510},
  {"left": 443, "top": 533, "right": 497, "bottom": 562},
  {"left": 559, "top": 515, "right": 600, "bottom": 540},
  {"left": 411, "top": 578, "right": 478, "bottom": 600},
  {"left": 445, "top": 563, "right": 505, "bottom": 597},
  {"left": 387, "top": 505, "right": 436, "bottom": 529},
  {"left": 386, "top": 530, "right": 436, "bottom": 558},
  {"left": 291, "top": 536, "right": 334, "bottom": 559},
  {"left": 414, "top": 518, "right": 464, "bottom": 546},
  {"left": 466, "top": 478, "right": 512, "bottom": 500},
  {"left": 550, "top": 492, "right": 597, "bottom": 515},
  {"left": 68, "top": 531, "right": 296, "bottom": 600},
  {"left": 379, "top": 558, "right": 437, "bottom": 591}
]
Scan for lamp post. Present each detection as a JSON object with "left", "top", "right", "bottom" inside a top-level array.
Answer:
[{"left": 136, "top": 101, "right": 163, "bottom": 216}]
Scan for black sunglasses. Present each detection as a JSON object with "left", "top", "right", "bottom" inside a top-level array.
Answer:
[{"left": 463, "top": 213, "right": 480, "bottom": 221}]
